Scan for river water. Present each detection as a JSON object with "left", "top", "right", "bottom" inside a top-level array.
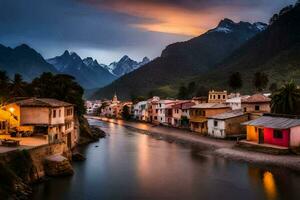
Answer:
[{"left": 33, "top": 119, "right": 300, "bottom": 200}]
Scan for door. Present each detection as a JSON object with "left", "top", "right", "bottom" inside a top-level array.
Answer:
[{"left": 258, "top": 128, "right": 264, "bottom": 144}]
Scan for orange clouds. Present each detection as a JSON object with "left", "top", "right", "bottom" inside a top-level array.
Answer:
[{"left": 86, "top": 0, "right": 221, "bottom": 36}]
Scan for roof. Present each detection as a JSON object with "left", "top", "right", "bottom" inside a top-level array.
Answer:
[
  {"left": 208, "top": 110, "right": 245, "bottom": 120},
  {"left": 14, "top": 98, "right": 73, "bottom": 107},
  {"left": 171, "top": 101, "right": 194, "bottom": 109},
  {"left": 241, "top": 116, "right": 300, "bottom": 129},
  {"left": 242, "top": 94, "right": 271, "bottom": 103},
  {"left": 191, "top": 103, "right": 229, "bottom": 109}
]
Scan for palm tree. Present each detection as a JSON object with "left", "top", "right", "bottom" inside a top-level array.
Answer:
[
  {"left": 271, "top": 80, "right": 300, "bottom": 115},
  {"left": 9, "top": 73, "right": 27, "bottom": 97}
]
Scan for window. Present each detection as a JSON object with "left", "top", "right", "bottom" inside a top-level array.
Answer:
[
  {"left": 223, "top": 95, "right": 226, "bottom": 99},
  {"left": 214, "top": 120, "right": 218, "bottom": 127},
  {"left": 274, "top": 130, "right": 283, "bottom": 139},
  {"left": 59, "top": 109, "right": 61, "bottom": 117},
  {"left": 202, "top": 111, "right": 206, "bottom": 116},
  {"left": 255, "top": 105, "right": 260, "bottom": 111},
  {"left": 244, "top": 107, "right": 247, "bottom": 112},
  {"left": 53, "top": 110, "right": 56, "bottom": 118},
  {"left": 218, "top": 95, "right": 221, "bottom": 99}
]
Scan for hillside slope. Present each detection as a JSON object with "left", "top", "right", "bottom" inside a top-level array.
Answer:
[
  {"left": 92, "top": 19, "right": 266, "bottom": 99},
  {"left": 193, "top": 3, "right": 300, "bottom": 91}
]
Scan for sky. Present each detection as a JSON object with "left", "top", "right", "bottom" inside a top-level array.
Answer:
[{"left": 0, "top": 0, "right": 296, "bottom": 64}]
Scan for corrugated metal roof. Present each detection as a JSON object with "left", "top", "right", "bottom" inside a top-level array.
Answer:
[
  {"left": 241, "top": 116, "right": 300, "bottom": 129},
  {"left": 208, "top": 110, "right": 245, "bottom": 120}
]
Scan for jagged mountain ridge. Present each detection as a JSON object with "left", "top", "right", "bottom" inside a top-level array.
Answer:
[
  {"left": 0, "top": 44, "right": 57, "bottom": 81},
  {"left": 91, "top": 18, "right": 267, "bottom": 99}
]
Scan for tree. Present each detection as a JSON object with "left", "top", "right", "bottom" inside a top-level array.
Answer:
[
  {"left": 9, "top": 74, "right": 28, "bottom": 97},
  {"left": 28, "top": 72, "right": 85, "bottom": 116},
  {"left": 271, "top": 80, "right": 300, "bottom": 115},
  {"left": 187, "top": 82, "right": 196, "bottom": 95},
  {"left": 195, "top": 86, "right": 209, "bottom": 97},
  {"left": 269, "top": 82, "right": 278, "bottom": 93},
  {"left": 0, "top": 70, "right": 11, "bottom": 105},
  {"left": 122, "top": 105, "right": 131, "bottom": 120},
  {"left": 253, "top": 72, "right": 269, "bottom": 92},
  {"left": 228, "top": 72, "right": 243, "bottom": 91},
  {"left": 177, "top": 85, "right": 188, "bottom": 99}
]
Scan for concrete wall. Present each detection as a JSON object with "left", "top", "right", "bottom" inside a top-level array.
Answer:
[
  {"left": 264, "top": 128, "right": 290, "bottom": 147},
  {"left": 290, "top": 126, "right": 300, "bottom": 147},
  {"left": 242, "top": 103, "right": 270, "bottom": 113},
  {"left": 208, "top": 119, "right": 225, "bottom": 138}
]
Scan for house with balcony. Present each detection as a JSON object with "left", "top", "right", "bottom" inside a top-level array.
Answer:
[
  {"left": 147, "top": 96, "right": 160, "bottom": 123},
  {"left": 207, "top": 110, "right": 249, "bottom": 138},
  {"left": 156, "top": 100, "right": 176, "bottom": 124},
  {"left": 189, "top": 103, "right": 231, "bottom": 134},
  {"left": 4, "top": 98, "right": 76, "bottom": 149}
]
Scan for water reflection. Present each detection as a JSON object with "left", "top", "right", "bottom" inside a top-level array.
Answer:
[
  {"left": 263, "top": 171, "right": 277, "bottom": 200},
  {"left": 32, "top": 120, "right": 300, "bottom": 200}
]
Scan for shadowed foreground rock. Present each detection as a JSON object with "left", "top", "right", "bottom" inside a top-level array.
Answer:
[
  {"left": 44, "top": 155, "right": 74, "bottom": 176},
  {"left": 72, "top": 152, "right": 86, "bottom": 161}
]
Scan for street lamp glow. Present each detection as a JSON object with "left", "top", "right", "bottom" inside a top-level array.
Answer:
[{"left": 9, "top": 107, "right": 15, "bottom": 113}]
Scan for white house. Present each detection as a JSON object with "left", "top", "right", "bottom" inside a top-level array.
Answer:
[
  {"left": 156, "top": 100, "right": 175, "bottom": 124},
  {"left": 133, "top": 101, "right": 148, "bottom": 121},
  {"left": 207, "top": 110, "right": 248, "bottom": 139},
  {"left": 226, "top": 94, "right": 250, "bottom": 110}
]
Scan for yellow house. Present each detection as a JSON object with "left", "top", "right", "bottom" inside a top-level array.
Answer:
[{"left": 0, "top": 106, "right": 20, "bottom": 134}]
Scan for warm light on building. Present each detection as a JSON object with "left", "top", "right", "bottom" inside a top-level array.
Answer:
[{"left": 8, "top": 107, "right": 15, "bottom": 113}]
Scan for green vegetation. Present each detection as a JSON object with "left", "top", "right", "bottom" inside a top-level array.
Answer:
[
  {"left": 253, "top": 72, "right": 269, "bottom": 92},
  {"left": 0, "top": 71, "right": 85, "bottom": 116},
  {"left": 228, "top": 72, "right": 243, "bottom": 91},
  {"left": 122, "top": 105, "right": 132, "bottom": 120},
  {"left": 271, "top": 80, "right": 300, "bottom": 115}
]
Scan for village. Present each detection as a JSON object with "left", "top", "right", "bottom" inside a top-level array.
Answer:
[{"left": 86, "top": 90, "right": 300, "bottom": 154}]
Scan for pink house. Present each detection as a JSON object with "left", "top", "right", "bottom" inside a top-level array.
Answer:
[{"left": 242, "top": 114, "right": 300, "bottom": 148}]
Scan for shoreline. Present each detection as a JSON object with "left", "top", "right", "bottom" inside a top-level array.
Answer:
[{"left": 87, "top": 116, "right": 300, "bottom": 172}]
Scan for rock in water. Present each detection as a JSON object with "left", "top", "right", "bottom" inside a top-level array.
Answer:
[
  {"left": 44, "top": 154, "right": 74, "bottom": 176},
  {"left": 72, "top": 152, "right": 86, "bottom": 161}
]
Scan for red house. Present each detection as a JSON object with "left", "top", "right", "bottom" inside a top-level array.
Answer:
[{"left": 242, "top": 115, "right": 300, "bottom": 148}]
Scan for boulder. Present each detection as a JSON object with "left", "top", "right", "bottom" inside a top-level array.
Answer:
[
  {"left": 44, "top": 155, "right": 74, "bottom": 177},
  {"left": 72, "top": 152, "right": 86, "bottom": 161}
]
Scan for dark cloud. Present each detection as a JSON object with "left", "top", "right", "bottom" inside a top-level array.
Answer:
[{"left": 0, "top": 0, "right": 296, "bottom": 63}]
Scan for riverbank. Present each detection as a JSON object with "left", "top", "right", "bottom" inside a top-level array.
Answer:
[{"left": 87, "top": 116, "right": 300, "bottom": 172}]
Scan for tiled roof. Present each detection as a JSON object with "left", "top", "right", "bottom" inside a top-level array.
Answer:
[
  {"left": 15, "top": 98, "right": 73, "bottom": 107},
  {"left": 191, "top": 103, "right": 229, "bottom": 109},
  {"left": 242, "top": 116, "right": 300, "bottom": 129},
  {"left": 242, "top": 94, "right": 271, "bottom": 103},
  {"left": 208, "top": 110, "right": 245, "bottom": 120}
]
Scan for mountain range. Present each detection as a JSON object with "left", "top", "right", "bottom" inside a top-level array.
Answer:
[
  {"left": 0, "top": 44, "right": 57, "bottom": 81},
  {"left": 0, "top": 44, "right": 149, "bottom": 89},
  {"left": 91, "top": 18, "right": 268, "bottom": 99}
]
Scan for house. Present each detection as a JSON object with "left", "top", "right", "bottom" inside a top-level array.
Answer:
[
  {"left": 207, "top": 110, "right": 249, "bottom": 138},
  {"left": 242, "top": 114, "right": 300, "bottom": 148},
  {"left": 189, "top": 103, "right": 231, "bottom": 134},
  {"left": 133, "top": 101, "right": 148, "bottom": 121},
  {"left": 226, "top": 93, "right": 250, "bottom": 110},
  {"left": 147, "top": 96, "right": 160, "bottom": 123},
  {"left": 85, "top": 100, "right": 102, "bottom": 115},
  {"left": 172, "top": 101, "right": 195, "bottom": 128},
  {"left": 241, "top": 93, "right": 271, "bottom": 119},
  {"left": 4, "top": 98, "right": 77, "bottom": 149},
  {"left": 156, "top": 100, "right": 176, "bottom": 124},
  {"left": 208, "top": 90, "right": 228, "bottom": 103}
]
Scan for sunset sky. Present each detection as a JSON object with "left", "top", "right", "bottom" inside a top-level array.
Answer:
[{"left": 0, "top": 0, "right": 296, "bottom": 64}]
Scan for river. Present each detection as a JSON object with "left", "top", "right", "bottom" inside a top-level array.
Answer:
[{"left": 33, "top": 119, "right": 300, "bottom": 200}]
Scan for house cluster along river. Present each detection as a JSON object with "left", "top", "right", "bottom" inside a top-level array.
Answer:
[{"left": 33, "top": 119, "right": 300, "bottom": 200}]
